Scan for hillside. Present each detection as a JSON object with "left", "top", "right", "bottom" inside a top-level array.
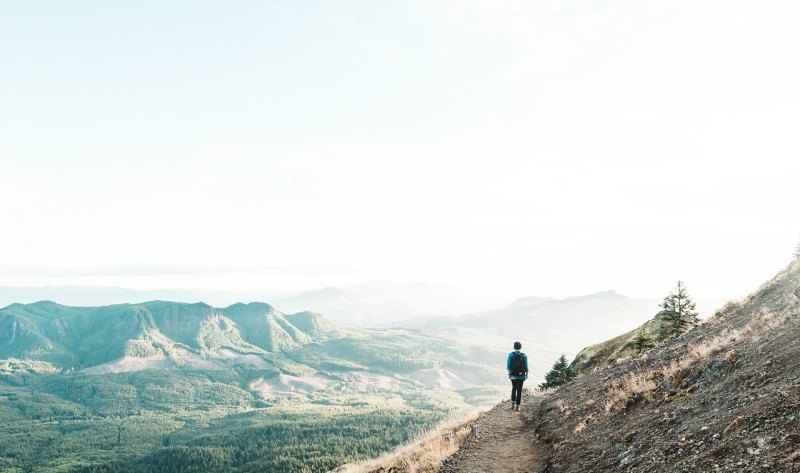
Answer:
[
  {"left": 355, "top": 258, "right": 800, "bottom": 472},
  {"left": 569, "top": 310, "right": 666, "bottom": 375},
  {"left": 535, "top": 260, "right": 800, "bottom": 472},
  {"left": 528, "top": 258, "right": 800, "bottom": 471}
]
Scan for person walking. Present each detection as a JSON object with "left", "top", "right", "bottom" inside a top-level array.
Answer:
[{"left": 507, "top": 341, "right": 528, "bottom": 411}]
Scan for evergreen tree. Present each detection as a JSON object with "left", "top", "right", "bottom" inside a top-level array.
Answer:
[
  {"left": 538, "top": 354, "right": 575, "bottom": 389},
  {"left": 628, "top": 329, "right": 656, "bottom": 355},
  {"left": 656, "top": 281, "right": 699, "bottom": 340},
  {"left": 794, "top": 237, "right": 800, "bottom": 258}
]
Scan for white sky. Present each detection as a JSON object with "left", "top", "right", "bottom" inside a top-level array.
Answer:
[{"left": 1, "top": 1, "right": 799, "bottom": 301}]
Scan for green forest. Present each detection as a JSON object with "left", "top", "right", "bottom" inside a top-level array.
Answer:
[
  {"left": 0, "top": 301, "right": 505, "bottom": 472},
  {"left": 0, "top": 368, "right": 497, "bottom": 472}
]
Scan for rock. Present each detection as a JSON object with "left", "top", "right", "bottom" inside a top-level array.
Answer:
[
  {"left": 747, "top": 447, "right": 761, "bottom": 455},
  {"left": 618, "top": 449, "right": 633, "bottom": 467},
  {"left": 723, "top": 416, "right": 745, "bottom": 437}
]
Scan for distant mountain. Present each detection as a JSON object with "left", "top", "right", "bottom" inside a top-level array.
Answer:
[
  {"left": 0, "top": 285, "right": 265, "bottom": 308},
  {"left": 0, "top": 282, "right": 513, "bottom": 327},
  {"left": 219, "top": 302, "right": 345, "bottom": 352},
  {"left": 270, "top": 281, "right": 513, "bottom": 326},
  {"left": 0, "top": 299, "right": 506, "bottom": 395},
  {"left": 401, "top": 291, "right": 683, "bottom": 381},
  {"left": 0, "top": 300, "right": 346, "bottom": 370}
]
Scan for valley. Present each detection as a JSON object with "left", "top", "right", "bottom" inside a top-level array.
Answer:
[{"left": 0, "top": 300, "right": 505, "bottom": 472}]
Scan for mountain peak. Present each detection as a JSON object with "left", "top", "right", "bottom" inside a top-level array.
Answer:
[{"left": 224, "top": 301, "right": 275, "bottom": 312}]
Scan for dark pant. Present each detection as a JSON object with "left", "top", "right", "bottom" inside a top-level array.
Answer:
[{"left": 511, "top": 378, "right": 524, "bottom": 405}]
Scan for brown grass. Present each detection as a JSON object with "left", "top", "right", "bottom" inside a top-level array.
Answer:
[
  {"left": 601, "top": 308, "right": 791, "bottom": 418},
  {"left": 779, "top": 450, "right": 800, "bottom": 465},
  {"left": 332, "top": 410, "right": 483, "bottom": 473},
  {"left": 603, "top": 372, "right": 657, "bottom": 415}
]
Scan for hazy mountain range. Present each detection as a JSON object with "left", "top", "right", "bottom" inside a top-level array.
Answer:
[
  {"left": 0, "top": 299, "right": 507, "bottom": 472},
  {"left": 0, "top": 282, "right": 512, "bottom": 326},
  {"left": 0, "top": 299, "right": 506, "bottom": 394},
  {"left": 0, "top": 300, "right": 347, "bottom": 370},
  {"left": 0, "top": 282, "right": 724, "bottom": 328},
  {"left": 0, "top": 281, "right": 728, "bottom": 382}
]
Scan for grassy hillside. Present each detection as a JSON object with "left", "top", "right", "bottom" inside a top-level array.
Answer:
[{"left": 528, "top": 258, "right": 800, "bottom": 471}]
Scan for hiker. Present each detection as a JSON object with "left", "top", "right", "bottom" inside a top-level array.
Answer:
[{"left": 507, "top": 341, "right": 528, "bottom": 411}]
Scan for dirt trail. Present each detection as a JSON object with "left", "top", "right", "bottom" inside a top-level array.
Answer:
[{"left": 438, "top": 391, "right": 548, "bottom": 473}]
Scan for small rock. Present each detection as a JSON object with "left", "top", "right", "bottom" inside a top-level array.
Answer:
[{"left": 747, "top": 447, "right": 761, "bottom": 455}]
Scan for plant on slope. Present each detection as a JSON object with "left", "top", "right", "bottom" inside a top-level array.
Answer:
[
  {"left": 656, "top": 281, "right": 699, "bottom": 341},
  {"left": 539, "top": 354, "right": 576, "bottom": 389},
  {"left": 628, "top": 329, "right": 656, "bottom": 355}
]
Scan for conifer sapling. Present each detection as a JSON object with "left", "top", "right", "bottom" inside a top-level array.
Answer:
[
  {"left": 539, "top": 354, "right": 576, "bottom": 389},
  {"left": 656, "top": 281, "right": 699, "bottom": 340}
]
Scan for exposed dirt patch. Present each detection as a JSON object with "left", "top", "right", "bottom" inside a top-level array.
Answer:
[{"left": 438, "top": 391, "right": 547, "bottom": 473}]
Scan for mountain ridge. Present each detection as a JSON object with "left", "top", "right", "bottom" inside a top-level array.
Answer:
[{"left": 0, "top": 300, "right": 347, "bottom": 370}]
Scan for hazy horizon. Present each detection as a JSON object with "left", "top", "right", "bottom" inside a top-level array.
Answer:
[
  {"left": 0, "top": 280, "right": 729, "bottom": 325},
  {"left": 3, "top": 1, "right": 799, "bottom": 304}
]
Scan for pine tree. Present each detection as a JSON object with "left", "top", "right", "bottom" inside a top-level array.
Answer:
[
  {"left": 794, "top": 238, "right": 800, "bottom": 258},
  {"left": 539, "top": 354, "right": 576, "bottom": 389},
  {"left": 629, "top": 329, "right": 656, "bottom": 355},
  {"left": 656, "top": 281, "right": 699, "bottom": 340}
]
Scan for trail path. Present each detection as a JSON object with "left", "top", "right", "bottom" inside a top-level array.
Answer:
[{"left": 438, "top": 392, "right": 547, "bottom": 473}]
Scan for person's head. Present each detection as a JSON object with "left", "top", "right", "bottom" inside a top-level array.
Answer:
[{"left": 513, "top": 341, "right": 522, "bottom": 350}]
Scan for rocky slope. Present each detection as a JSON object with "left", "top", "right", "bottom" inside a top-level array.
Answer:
[
  {"left": 527, "top": 258, "right": 800, "bottom": 472},
  {"left": 413, "top": 258, "right": 800, "bottom": 473}
]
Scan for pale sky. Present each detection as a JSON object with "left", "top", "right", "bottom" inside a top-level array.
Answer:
[{"left": 1, "top": 1, "right": 799, "bottom": 301}]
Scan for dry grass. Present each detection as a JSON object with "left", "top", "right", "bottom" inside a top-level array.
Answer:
[
  {"left": 572, "top": 414, "right": 594, "bottom": 435},
  {"left": 332, "top": 410, "right": 483, "bottom": 473},
  {"left": 603, "top": 372, "right": 657, "bottom": 415},
  {"left": 779, "top": 450, "right": 800, "bottom": 465},
  {"left": 601, "top": 308, "right": 791, "bottom": 418}
]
